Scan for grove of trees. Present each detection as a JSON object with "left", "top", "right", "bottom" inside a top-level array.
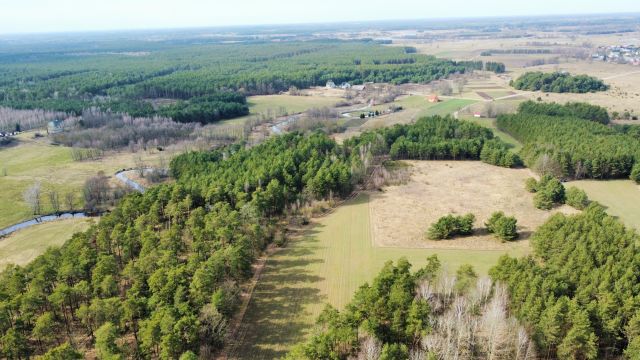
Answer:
[
  {"left": 287, "top": 257, "right": 537, "bottom": 359},
  {"left": 497, "top": 106, "right": 640, "bottom": 179},
  {"left": 511, "top": 72, "right": 609, "bottom": 93},
  {"left": 0, "top": 131, "right": 358, "bottom": 358},
  {"left": 491, "top": 204, "right": 640, "bottom": 359},
  {"left": 346, "top": 116, "right": 521, "bottom": 168}
]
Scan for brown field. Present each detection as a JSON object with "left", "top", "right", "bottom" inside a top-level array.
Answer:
[{"left": 369, "top": 161, "right": 578, "bottom": 250}]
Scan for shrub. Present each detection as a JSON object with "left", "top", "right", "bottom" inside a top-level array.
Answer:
[
  {"left": 427, "top": 213, "right": 475, "bottom": 240},
  {"left": 540, "top": 175, "right": 566, "bottom": 204},
  {"left": 525, "top": 177, "right": 538, "bottom": 193},
  {"left": 380, "top": 343, "right": 409, "bottom": 360},
  {"left": 566, "top": 187, "right": 590, "bottom": 210},
  {"left": 485, "top": 211, "right": 518, "bottom": 241},
  {"left": 631, "top": 163, "right": 640, "bottom": 184},
  {"left": 534, "top": 190, "right": 554, "bottom": 210}
]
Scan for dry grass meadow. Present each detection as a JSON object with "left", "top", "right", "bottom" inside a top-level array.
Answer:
[{"left": 370, "top": 161, "right": 578, "bottom": 250}]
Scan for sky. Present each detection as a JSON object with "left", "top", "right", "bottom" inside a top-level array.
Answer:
[{"left": 1, "top": 0, "right": 639, "bottom": 34}]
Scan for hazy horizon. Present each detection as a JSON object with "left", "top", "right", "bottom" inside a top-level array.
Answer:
[{"left": 2, "top": 0, "right": 640, "bottom": 35}]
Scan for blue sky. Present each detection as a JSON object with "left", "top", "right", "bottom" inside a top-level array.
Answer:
[{"left": 1, "top": 0, "right": 639, "bottom": 34}]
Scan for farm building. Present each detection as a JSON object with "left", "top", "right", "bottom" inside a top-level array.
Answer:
[
  {"left": 326, "top": 80, "right": 336, "bottom": 89},
  {"left": 47, "top": 119, "right": 64, "bottom": 134},
  {"left": 428, "top": 95, "right": 441, "bottom": 103},
  {"left": 340, "top": 82, "right": 352, "bottom": 89}
]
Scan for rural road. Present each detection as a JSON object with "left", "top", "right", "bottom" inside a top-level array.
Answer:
[{"left": 115, "top": 170, "right": 146, "bottom": 193}]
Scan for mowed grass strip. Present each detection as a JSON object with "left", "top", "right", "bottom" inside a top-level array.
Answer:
[
  {"left": 568, "top": 180, "right": 640, "bottom": 230},
  {"left": 0, "top": 217, "right": 93, "bottom": 270},
  {"left": 419, "top": 98, "right": 477, "bottom": 117},
  {"left": 229, "top": 193, "right": 523, "bottom": 359},
  {"left": 463, "top": 116, "right": 523, "bottom": 152}
]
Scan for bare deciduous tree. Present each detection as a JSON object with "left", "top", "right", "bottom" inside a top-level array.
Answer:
[
  {"left": 358, "top": 335, "right": 382, "bottom": 360},
  {"left": 23, "top": 182, "right": 42, "bottom": 215},
  {"left": 65, "top": 192, "right": 76, "bottom": 212},
  {"left": 48, "top": 189, "right": 60, "bottom": 214}
]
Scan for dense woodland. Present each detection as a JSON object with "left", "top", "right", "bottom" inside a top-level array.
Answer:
[
  {"left": 517, "top": 100, "right": 610, "bottom": 124},
  {"left": 511, "top": 72, "right": 609, "bottom": 93},
  {"left": 497, "top": 103, "right": 640, "bottom": 179},
  {"left": 345, "top": 116, "right": 521, "bottom": 168},
  {"left": 491, "top": 204, "right": 640, "bottom": 359},
  {"left": 0, "top": 40, "right": 502, "bottom": 124},
  {"left": 0, "top": 132, "right": 358, "bottom": 358}
]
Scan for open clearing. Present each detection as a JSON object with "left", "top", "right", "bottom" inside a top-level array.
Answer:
[
  {"left": 222, "top": 94, "right": 343, "bottom": 125},
  {"left": 0, "top": 135, "right": 167, "bottom": 228},
  {"left": 568, "top": 180, "right": 640, "bottom": 230},
  {"left": 370, "top": 161, "right": 576, "bottom": 250},
  {"left": 0, "top": 217, "right": 93, "bottom": 269},
  {"left": 228, "top": 161, "right": 547, "bottom": 359},
  {"left": 462, "top": 116, "right": 523, "bottom": 152}
]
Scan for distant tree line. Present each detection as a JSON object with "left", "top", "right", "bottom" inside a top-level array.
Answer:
[
  {"left": 511, "top": 71, "right": 609, "bottom": 93},
  {"left": 0, "top": 41, "right": 505, "bottom": 123}
]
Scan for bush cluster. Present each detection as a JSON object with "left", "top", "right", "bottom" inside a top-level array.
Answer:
[
  {"left": 485, "top": 211, "right": 518, "bottom": 241},
  {"left": 526, "top": 175, "right": 566, "bottom": 210},
  {"left": 565, "top": 187, "right": 590, "bottom": 210},
  {"left": 427, "top": 213, "right": 475, "bottom": 240}
]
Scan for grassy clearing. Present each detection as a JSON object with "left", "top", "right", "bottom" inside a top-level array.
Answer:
[
  {"left": 0, "top": 217, "right": 93, "bottom": 269},
  {"left": 370, "top": 161, "right": 575, "bottom": 250},
  {"left": 229, "top": 192, "right": 524, "bottom": 359},
  {"left": 223, "top": 94, "right": 343, "bottom": 125},
  {"left": 567, "top": 180, "right": 640, "bottom": 230},
  {"left": 419, "top": 99, "right": 477, "bottom": 117},
  {"left": 462, "top": 116, "right": 523, "bottom": 152},
  {"left": 0, "top": 137, "right": 165, "bottom": 228}
]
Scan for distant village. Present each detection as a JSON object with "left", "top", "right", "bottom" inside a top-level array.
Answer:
[{"left": 591, "top": 45, "right": 640, "bottom": 65}]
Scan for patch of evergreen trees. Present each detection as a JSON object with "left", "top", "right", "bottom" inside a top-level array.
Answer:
[
  {"left": 427, "top": 213, "right": 475, "bottom": 240},
  {"left": 497, "top": 109, "right": 640, "bottom": 179},
  {"left": 491, "top": 204, "right": 640, "bottom": 359},
  {"left": 511, "top": 71, "right": 609, "bottom": 93},
  {"left": 518, "top": 100, "right": 610, "bottom": 124},
  {"left": 347, "top": 116, "right": 521, "bottom": 168},
  {"left": 0, "top": 132, "right": 357, "bottom": 358}
]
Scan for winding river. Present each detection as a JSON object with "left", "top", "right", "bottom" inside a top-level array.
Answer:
[{"left": 0, "top": 169, "right": 147, "bottom": 238}]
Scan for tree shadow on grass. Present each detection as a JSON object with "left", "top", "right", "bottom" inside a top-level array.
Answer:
[{"left": 229, "top": 227, "right": 328, "bottom": 359}]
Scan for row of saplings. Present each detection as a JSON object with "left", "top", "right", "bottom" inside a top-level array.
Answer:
[
  {"left": 427, "top": 211, "right": 518, "bottom": 242},
  {"left": 427, "top": 175, "right": 590, "bottom": 242}
]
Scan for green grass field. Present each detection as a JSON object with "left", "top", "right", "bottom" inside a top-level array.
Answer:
[
  {"left": 229, "top": 194, "right": 526, "bottom": 359},
  {"left": 223, "top": 95, "right": 343, "bottom": 125},
  {"left": 0, "top": 137, "right": 163, "bottom": 228},
  {"left": 0, "top": 217, "right": 93, "bottom": 270},
  {"left": 419, "top": 99, "right": 477, "bottom": 117},
  {"left": 463, "top": 116, "right": 523, "bottom": 152},
  {"left": 567, "top": 180, "right": 640, "bottom": 230}
]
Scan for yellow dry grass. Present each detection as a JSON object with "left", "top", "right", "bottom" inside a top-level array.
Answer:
[{"left": 369, "top": 161, "right": 578, "bottom": 250}]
